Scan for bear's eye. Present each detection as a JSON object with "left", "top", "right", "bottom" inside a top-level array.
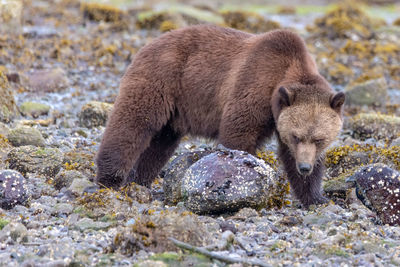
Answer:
[
  {"left": 314, "top": 139, "right": 325, "bottom": 145},
  {"left": 292, "top": 134, "right": 300, "bottom": 144}
]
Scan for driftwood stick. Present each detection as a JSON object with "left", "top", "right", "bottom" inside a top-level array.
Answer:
[{"left": 169, "top": 237, "right": 271, "bottom": 267}]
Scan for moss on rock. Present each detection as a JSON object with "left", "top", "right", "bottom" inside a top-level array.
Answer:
[
  {"left": 308, "top": 2, "right": 375, "bottom": 40},
  {"left": 221, "top": 10, "right": 280, "bottom": 33}
]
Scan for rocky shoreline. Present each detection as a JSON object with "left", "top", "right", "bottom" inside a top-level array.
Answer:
[{"left": 1, "top": 0, "right": 400, "bottom": 266}]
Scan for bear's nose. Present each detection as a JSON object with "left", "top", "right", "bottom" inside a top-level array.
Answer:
[{"left": 298, "top": 162, "right": 312, "bottom": 175}]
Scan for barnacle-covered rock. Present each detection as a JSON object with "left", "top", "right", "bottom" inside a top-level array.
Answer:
[
  {"left": 181, "top": 148, "right": 277, "bottom": 214},
  {"left": 163, "top": 150, "right": 213, "bottom": 205},
  {"left": 348, "top": 113, "right": 400, "bottom": 142},
  {"left": 0, "top": 0, "right": 22, "bottom": 34},
  {"left": 0, "top": 169, "right": 29, "bottom": 209},
  {"left": 346, "top": 163, "right": 400, "bottom": 226}
]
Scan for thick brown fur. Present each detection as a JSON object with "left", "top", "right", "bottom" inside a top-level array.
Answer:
[{"left": 96, "top": 25, "right": 345, "bottom": 208}]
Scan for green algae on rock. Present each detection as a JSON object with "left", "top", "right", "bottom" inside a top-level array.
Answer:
[{"left": 19, "top": 102, "right": 50, "bottom": 118}]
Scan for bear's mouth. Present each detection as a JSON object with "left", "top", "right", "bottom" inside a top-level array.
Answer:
[{"left": 296, "top": 162, "right": 313, "bottom": 176}]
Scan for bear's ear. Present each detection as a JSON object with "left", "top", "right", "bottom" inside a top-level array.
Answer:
[
  {"left": 278, "top": 87, "right": 292, "bottom": 108},
  {"left": 330, "top": 92, "right": 345, "bottom": 113}
]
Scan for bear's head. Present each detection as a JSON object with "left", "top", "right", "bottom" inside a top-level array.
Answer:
[{"left": 274, "top": 85, "right": 345, "bottom": 176}]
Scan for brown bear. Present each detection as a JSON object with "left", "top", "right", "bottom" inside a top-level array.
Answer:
[{"left": 96, "top": 25, "right": 345, "bottom": 208}]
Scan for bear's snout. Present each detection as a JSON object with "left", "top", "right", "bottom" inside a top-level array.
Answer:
[{"left": 298, "top": 162, "right": 313, "bottom": 175}]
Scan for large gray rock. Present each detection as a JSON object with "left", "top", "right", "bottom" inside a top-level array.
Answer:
[
  {"left": 7, "top": 146, "right": 64, "bottom": 177},
  {"left": 0, "top": 169, "right": 29, "bottom": 209},
  {"left": 7, "top": 126, "right": 46, "bottom": 147},
  {"left": 78, "top": 101, "right": 113, "bottom": 128},
  {"left": 345, "top": 77, "right": 388, "bottom": 106},
  {"left": 181, "top": 149, "right": 277, "bottom": 214},
  {"left": 163, "top": 150, "right": 213, "bottom": 205}
]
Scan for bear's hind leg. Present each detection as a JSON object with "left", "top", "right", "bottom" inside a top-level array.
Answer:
[
  {"left": 130, "top": 123, "right": 181, "bottom": 187},
  {"left": 96, "top": 87, "right": 173, "bottom": 189}
]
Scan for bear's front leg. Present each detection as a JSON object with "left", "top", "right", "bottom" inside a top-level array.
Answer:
[{"left": 278, "top": 140, "right": 328, "bottom": 208}]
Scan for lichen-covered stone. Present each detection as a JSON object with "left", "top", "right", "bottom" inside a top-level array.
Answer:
[
  {"left": 163, "top": 150, "right": 213, "bottom": 205},
  {"left": 7, "top": 146, "right": 64, "bottom": 177},
  {"left": 181, "top": 149, "right": 277, "bottom": 214},
  {"left": 348, "top": 113, "right": 400, "bottom": 141},
  {"left": 110, "top": 209, "right": 212, "bottom": 254},
  {"left": 74, "top": 217, "right": 112, "bottom": 231},
  {"left": 53, "top": 170, "right": 87, "bottom": 190},
  {"left": 78, "top": 101, "right": 113, "bottom": 128},
  {"left": 7, "top": 126, "right": 46, "bottom": 147},
  {"left": 345, "top": 77, "right": 388, "bottom": 106},
  {"left": 0, "top": 70, "right": 18, "bottom": 123},
  {"left": 346, "top": 163, "right": 400, "bottom": 226},
  {"left": 68, "top": 178, "right": 94, "bottom": 196},
  {"left": 0, "top": 169, "right": 29, "bottom": 209},
  {"left": 221, "top": 10, "right": 280, "bottom": 33},
  {"left": 19, "top": 102, "right": 50, "bottom": 118}
]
